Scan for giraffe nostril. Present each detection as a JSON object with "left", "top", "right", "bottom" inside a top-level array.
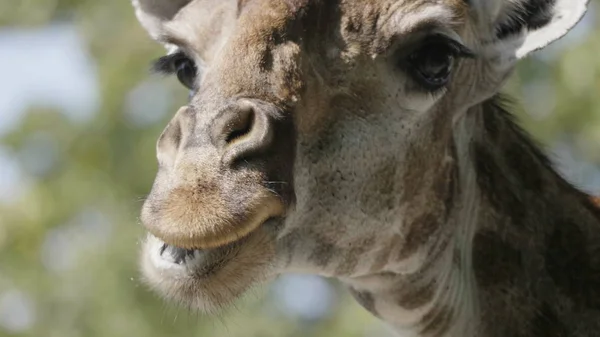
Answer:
[
  {"left": 215, "top": 101, "right": 275, "bottom": 166},
  {"left": 224, "top": 107, "right": 254, "bottom": 144}
]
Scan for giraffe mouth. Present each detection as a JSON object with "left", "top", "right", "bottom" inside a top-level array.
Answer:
[
  {"left": 145, "top": 216, "right": 280, "bottom": 273},
  {"left": 148, "top": 233, "right": 247, "bottom": 272},
  {"left": 140, "top": 218, "right": 279, "bottom": 313}
]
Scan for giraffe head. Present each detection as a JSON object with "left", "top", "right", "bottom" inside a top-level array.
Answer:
[{"left": 134, "top": 0, "right": 588, "bottom": 313}]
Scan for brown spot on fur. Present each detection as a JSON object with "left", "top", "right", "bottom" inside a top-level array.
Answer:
[
  {"left": 307, "top": 234, "right": 338, "bottom": 267},
  {"left": 396, "top": 279, "right": 437, "bottom": 310},
  {"left": 348, "top": 287, "right": 379, "bottom": 317},
  {"left": 400, "top": 145, "right": 428, "bottom": 203},
  {"left": 472, "top": 230, "right": 523, "bottom": 288},
  {"left": 473, "top": 142, "right": 527, "bottom": 226},
  {"left": 397, "top": 213, "right": 441, "bottom": 259},
  {"left": 481, "top": 100, "right": 502, "bottom": 140},
  {"left": 505, "top": 142, "right": 544, "bottom": 193},
  {"left": 530, "top": 301, "right": 569, "bottom": 336},
  {"left": 369, "top": 235, "right": 398, "bottom": 273},
  {"left": 420, "top": 305, "right": 454, "bottom": 336},
  {"left": 360, "top": 160, "right": 396, "bottom": 215},
  {"left": 545, "top": 217, "right": 600, "bottom": 309},
  {"left": 335, "top": 235, "right": 376, "bottom": 275},
  {"left": 418, "top": 233, "right": 452, "bottom": 275}
]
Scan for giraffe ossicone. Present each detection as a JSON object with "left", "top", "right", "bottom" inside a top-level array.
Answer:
[{"left": 132, "top": 0, "right": 599, "bottom": 335}]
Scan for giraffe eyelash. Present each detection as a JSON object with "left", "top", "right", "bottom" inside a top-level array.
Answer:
[
  {"left": 151, "top": 52, "right": 188, "bottom": 75},
  {"left": 151, "top": 52, "right": 200, "bottom": 91}
]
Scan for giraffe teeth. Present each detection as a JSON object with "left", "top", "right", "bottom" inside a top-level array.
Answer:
[
  {"left": 159, "top": 243, "right": 168, "bottom": 256},
  {"left": 184, "top": 250, "right": 206, "bottom": 267}
]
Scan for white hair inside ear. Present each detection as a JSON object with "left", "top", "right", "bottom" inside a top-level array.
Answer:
[
  {"left": 474, "top": 0, "right": 589, "bottom": 64},
  {"left": 515, "top": 0, "right": 589, "bottom": 58}
]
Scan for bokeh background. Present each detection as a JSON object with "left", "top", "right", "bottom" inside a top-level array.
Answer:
[{"left": 0, "top": 1, "right": 599, "bottom": 337}]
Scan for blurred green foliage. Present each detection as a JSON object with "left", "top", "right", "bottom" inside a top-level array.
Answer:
[{"left": 0, "top": 1, "right": 598, "bottom": 337}]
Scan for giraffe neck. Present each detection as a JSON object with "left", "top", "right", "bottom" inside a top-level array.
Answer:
[
  {"left": 345, "top": 95, "right": 600, "bottom": 337},
  {"left": 344, "top": 242, "right": 479, "bottom": 337},
  {"left": 466, "top": 97, "right": 600, "bottom": 336},
  {"left": 343, "top": 111, "right": 482, "bottom": 336}
]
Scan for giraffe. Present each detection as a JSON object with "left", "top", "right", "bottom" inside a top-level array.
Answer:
[{"left": 132, "top": 0, "right": 599, "bottom": 335}]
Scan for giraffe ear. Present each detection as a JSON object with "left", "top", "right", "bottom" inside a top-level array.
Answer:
[
  {"left": 475, "top": 0, "right": 589, "bottom": 60},
  {"left": 132, "top": 0, "right": 192, "bottom": 40}
]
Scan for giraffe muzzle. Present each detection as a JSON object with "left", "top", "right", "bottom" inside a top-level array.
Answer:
[{"left": 140, "top": 99, "right": 295, "bottom": 251}]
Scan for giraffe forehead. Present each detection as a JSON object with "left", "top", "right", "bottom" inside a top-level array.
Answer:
[
  {"left": 164, "top": 0, "right": 471, "bottom": 53},
  {"left": 238, "top": 0, "right": 309, "bottom": 14}
]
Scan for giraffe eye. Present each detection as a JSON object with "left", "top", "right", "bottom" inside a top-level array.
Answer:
[
  {"left": 408, "top": 44, "right": 454, "bottom": 90},
  {"left": 404, "top": 36, "right": 474, "bottom": 92},
  {"left": 151, "top": 52, "right": 199, "bottom": 90},
  {"left": 174, "top": 57, "right": 197, "bottom": 90}
]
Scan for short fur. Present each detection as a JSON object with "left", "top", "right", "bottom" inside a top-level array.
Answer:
[{"left": 130, "top": 0, "right": 596, "bottom": 336}]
